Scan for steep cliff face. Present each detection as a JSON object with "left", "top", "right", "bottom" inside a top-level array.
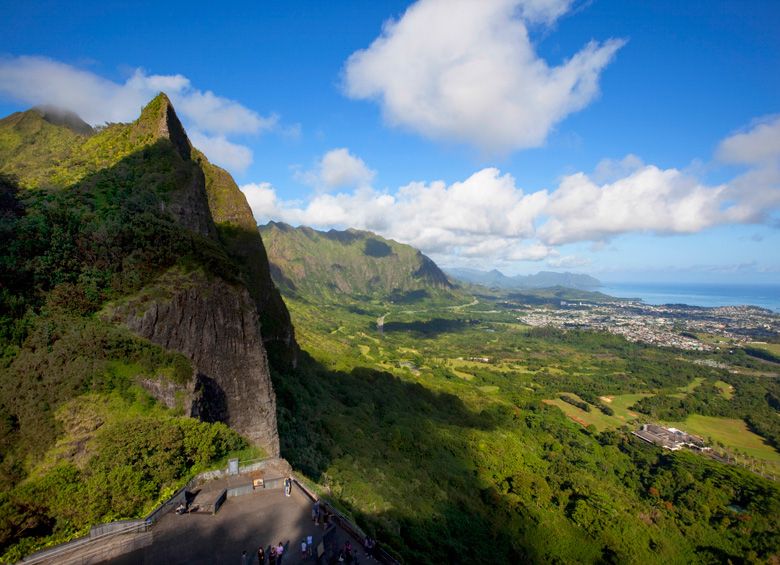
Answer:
[
  {"left": 110, "top": 269, "right": 279, "bottom": 455},
  {"left": 197, "top": 154, "right": 298, "bottom": 370},
  {"left": 0, "top": 93, "right": 295, "bottom": 454},
  {"left": 114, "top": 95, "right": 292, "bottom": 453}
]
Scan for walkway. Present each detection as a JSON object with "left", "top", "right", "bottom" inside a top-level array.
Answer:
[{"left": 108, "top": 483, "right": 371, "bottom": 564}]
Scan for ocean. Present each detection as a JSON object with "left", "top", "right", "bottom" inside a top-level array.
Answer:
[{"left": 599, "top": 282, "right": 780, "bottom": 312}]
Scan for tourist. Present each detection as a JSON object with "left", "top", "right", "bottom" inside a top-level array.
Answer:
[
  {"left": 268, "top": 546, "right": 277, "bottom": 565},
  {"left": 257, "top": 546, "right": 265, "bottom": 564},
  {"left": 307, "top": 534, "right": 313, "bottom": 555},
  {"left": 276, "top": 541, "right": 284, "bottom": 563},
  {"left": 312, "top": 499, "right": 319, "bottom": 522},
  {"left": 241, "top": 550, "right": 248, "bottom": 565},
  {"left": 301, "top": 539, "right": 308, "bottom": 558}
]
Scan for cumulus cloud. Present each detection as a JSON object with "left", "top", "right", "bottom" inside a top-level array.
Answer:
[
  {"left": 716, "top": 116, "right": 780, "bottom": 165},
  {"left": 188, "top": 132, "right": 253, "bottom": 173},
  {"left": 537, "top": 166, "right": 730, "bottom": 244},
  {"left": 242, "top": 115, "right": 780, "bottom": 268},
  {"left": 0, "top": 55, "right": 286, "bottom": 172},
  {"left": 245, "top": 166, "right": 548, "bottom": 264},
  {"left": 296, "top": 148, "right": 376, "bottom": 190},
  {"left": 240, "top": 182, "right": 284, "bottom": 222},
  {"left": 343, "top": 0, "right": 624, "bottom": 153}
]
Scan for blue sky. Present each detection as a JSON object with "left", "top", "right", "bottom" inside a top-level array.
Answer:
[{"left": 1, "top": 0, "right": 779, "bottom": 281}]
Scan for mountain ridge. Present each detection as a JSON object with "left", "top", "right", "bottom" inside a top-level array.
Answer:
[
  {"left": 446, "top": 266, "right": 601, "bottom": 290},
  {"left": 259, "top": 221, "right": 455, "bottom": 302},
  {"left": 0, "top": 92, "right": 295, "bottom": 460}
]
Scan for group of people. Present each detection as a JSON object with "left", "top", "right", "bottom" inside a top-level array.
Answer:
[
  {"left": 251, "top": 541, "right": 285, "bottom": 564},
  {"left": 311, "top": 499, "right": 332, "bottom": 528},
  {"left": 362, "top": 536, "right": 376, "bottom": 558},
  {"left": 299, "top": 535, "right": 315, "bottom": 559},
  {"left": 335, "top": 540, "right": 354, "bottom": 564}
]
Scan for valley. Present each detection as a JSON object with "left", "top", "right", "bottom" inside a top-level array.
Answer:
[
  {"left": 267, "top": 263, "right": 780, "bottom": 562},
  {"left": 0, "top": 98, "right": 778, "bottom": 564}
]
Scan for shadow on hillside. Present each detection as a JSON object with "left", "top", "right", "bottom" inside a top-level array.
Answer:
[{"left": 272, "top": 352, "right": 533, "bottom": 563}]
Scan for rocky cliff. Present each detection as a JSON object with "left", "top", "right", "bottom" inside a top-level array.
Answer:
[
  {"left": 0, "top": 93, "right": 295, "bottom": 456},
  {"left": 109, "top": 269, "right": 279, "bottom": 454}
]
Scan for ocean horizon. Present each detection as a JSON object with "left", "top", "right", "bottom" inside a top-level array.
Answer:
[{"left": 599, "top": 282, "right": 780, "bottom": 312}]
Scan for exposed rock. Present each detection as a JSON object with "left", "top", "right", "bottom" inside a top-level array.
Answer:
[
  {"left": 197, "top": 154, "right": 298, "bottom": 370},
  {"left": 137, "top": 377, "right": 195, "bottom": 414},
  {"left": 112, "top": 269, "right": 280, "bottom": 456}
]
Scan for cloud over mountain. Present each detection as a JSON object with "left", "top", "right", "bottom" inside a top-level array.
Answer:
[
  {"left": 243, "top": 118, "right": 780, "bottom": 267},
  {"left": 343, "top": 0, "right": 624, "bottom": 153},
  {"left": 0, "top": 55, "right": 286, "bottom": 173}
]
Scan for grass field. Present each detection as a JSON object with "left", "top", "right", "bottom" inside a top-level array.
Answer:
[
  {"left": 714, "top": 380, "right": 735, "bottom": 400},
  {"left": 603, "top": 393, "right": 653, "bottom": 422},
  {"left": 665, "top": 415, "right": 780, "bottom": 470},
  {"left": 544, "top": 394, "right": 623, "bottom": 431},
  {"left": 749, "top": 342, "right": 780, "bottom": 356}
]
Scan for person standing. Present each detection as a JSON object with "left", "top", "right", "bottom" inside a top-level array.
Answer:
[
  {"left": 257, "top": 546, "right": 265, "bottom": 564},
  {"left": 241, "top": 550, "right": 248, "bottom": 565}
]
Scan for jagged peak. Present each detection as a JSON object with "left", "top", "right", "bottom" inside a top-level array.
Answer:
[{"left": 138, "top": 92, "right": 191, "bottom": 160}]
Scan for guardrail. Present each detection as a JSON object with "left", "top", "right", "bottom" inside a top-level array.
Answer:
[
  {"left": 19, "top": 457, "right": 399, "bottom": 565},
  {"left": 21, "top": 520, "right": 150, "bottom": 564},
  {"left": 290, "top": 475, "right": 400, "bottom": 565}
]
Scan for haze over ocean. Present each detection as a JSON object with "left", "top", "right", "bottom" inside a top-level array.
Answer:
[{"left": 600, "top": 282, "right": 780, "bottom": 312}]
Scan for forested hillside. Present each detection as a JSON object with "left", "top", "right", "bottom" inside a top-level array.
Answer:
[
  {"left": 259, "top": 221, "right": 455, "bottom": 303},
  {"left": 0, "top": 95, "right": 293, "bottom": 560}
]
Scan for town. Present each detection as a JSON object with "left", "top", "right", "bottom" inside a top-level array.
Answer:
[{"left": 517, "top": 300, "right": 780, "bottom": 351}]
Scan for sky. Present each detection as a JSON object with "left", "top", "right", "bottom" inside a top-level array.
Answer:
[{"left": 1, "top": 0, "right": 779, "bottom": 282}]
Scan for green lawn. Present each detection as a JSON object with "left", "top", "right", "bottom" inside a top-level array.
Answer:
[
  {"left": 603, "top": 393, "right": 653, "bottom": 422},
  {"left": 714, "top": 380, "right": 734, "bottom": 400},
  {"left": 544, "top": 394, "right": 622, "bottom": 431},
  {"left": 665, "top": 415, "right": 780, "bottom": 469},
  {"left": 749, "top": 342, "right": 780, "bottom": 356}
]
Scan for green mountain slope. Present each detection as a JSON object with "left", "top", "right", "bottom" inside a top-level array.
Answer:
[
  {"left": 0, "top": 95, "right": 294, "bottom": 558},
  {"left": 259, "top": 221, "right": 455, "bottom": 302}
]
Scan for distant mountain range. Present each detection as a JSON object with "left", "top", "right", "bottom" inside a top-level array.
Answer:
[
  {"left": 259, "top": 222, "right": 455, "bottom": 302},
  {"left": 445, "top": 267, "right": 601, "bottom": 290}
]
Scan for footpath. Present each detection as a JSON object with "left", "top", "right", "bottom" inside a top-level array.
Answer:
[{"left": 20, "top": 458, "right": 396, "bottom": 565}]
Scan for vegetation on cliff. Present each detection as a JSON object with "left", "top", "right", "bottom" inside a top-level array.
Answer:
[
  {"left": 0, "top": 95, "right": 286, "bottom": 558},
  {"left": 259, "top": 221, "right": 455, "bottom": 303}
]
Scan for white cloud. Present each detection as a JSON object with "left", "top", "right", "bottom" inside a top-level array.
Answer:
[
  {"left": 188, "top": 132, "right": 253, "bottom": 173},
  {"left": 296, "top": 148, "right": 376, "bottom": 190},
  {"left": 246, "top": 167, "right": 548, "bottom": 264},
  {"left": 716, "top": 116, "right": 780, "bottom": 165},
  {"left": 0, "top": 55, "right": 289, "bottom": 172},
  {"left": 538, "top": 166, "right": 730, "bottom": 244},
  {"left": 243, "top": 115, "right": 780, "bottom": 268},
  {"left": 508, "top": 243, "right": 556, "bottom": 261},
  {"left": 592, "top": 154, "right": 644, "bottom": 183},
  {"left": 240, "top": 182, "right": 283, "bottom": 222},
  {"left": 174, "top": 90, "right": 278, "bottom": 136},
  {"left": 517, "top": 0, "right": 574, "bottom": 24},
  {"left": 343, "top": 0, "right": 624, "bottom": 153}
]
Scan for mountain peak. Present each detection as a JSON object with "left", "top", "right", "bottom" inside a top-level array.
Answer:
[
  {"left": 138, "top": 92, "right": 191, "bottom": 160},
  {"left": 31, "top": 105, "right": 93, "bottom": 135}
]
